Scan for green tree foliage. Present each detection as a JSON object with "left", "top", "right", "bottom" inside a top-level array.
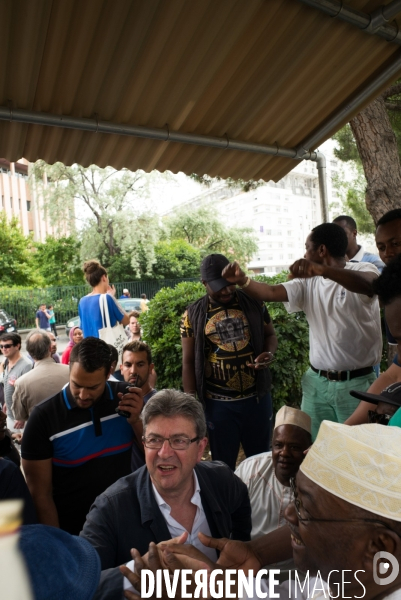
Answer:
[
  {"left": 151, "top": 240, "right": 201, "bottom": 279},
  {"left": 333, "top": 124, "right": 362, "bottom": 164},
  {"left": 30, "top": 161, "right": 164, "bottom": 278},
  {"left": 141, "top": 281, "right": 205, "bottom": 389},
  {"left": 0, "top": 213, "right": 38, "bottom": 287},
  {"left": 33, "top": 236, "right": 83, "bottom": 286},
  {"left": 189, "top": 174, "right": 264, "bottom": 193},
  {"left": 166, "top": 206, "right": 258, "bottom": 265},
  {"left": 331, "top": 165, "right": 375, "bottom": 234},
  {"left": 141, "top": 274, "right": 309, "bottom": 411}
]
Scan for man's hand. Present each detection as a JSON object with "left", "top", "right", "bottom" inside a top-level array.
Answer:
[
  {"left": 13, "top": 420, "right": 25, "bottom": 429},
  {"left": 221, "top": 261, "right": 247, "bottom": 286},
  {"left": 158, "top": 539, "right": 216, "bottom": 572},
  {"left": 107, "top": 284, "right": 116, "bottom": 297},
  {"left": 117, "top": 387, "right": 144, "bottom": 425},
  {"left": 247, "top": 352, "right": 275, "bottom": 370},
  {"left": 288, "top": 259, "right": 323, "bottom": 280},
  {"left": 120, "top": 543, "right": 206, "bottom": 600},
  {"left": 198, "top": 533, "right": 262, "bottom": 573},
  {"left": 141, "top": 532, "right": 188, "bottom": 568}
]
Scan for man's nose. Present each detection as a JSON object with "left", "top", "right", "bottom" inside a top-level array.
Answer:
[
  {"left": 158, "top": 440, "right": 173, "bottom": 457},
  {"left": 384, "top": 245, "right": 395, "bottom": 258},
  {"left": 284, "top": 500, "right": 299, "bottom": 525},
  {"left": 280, "top": 444, "right": 291, "bottom": 457},
  {"left": 79, "top": 388, "right": 91, "bottom": 400}
]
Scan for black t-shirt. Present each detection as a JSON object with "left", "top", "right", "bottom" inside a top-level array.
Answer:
[
  {"left": 181, "top": 295, "right": 271, "bottom": 401},
  {"left": 21, "top": 381, "right": 134, "bottom": 534}
]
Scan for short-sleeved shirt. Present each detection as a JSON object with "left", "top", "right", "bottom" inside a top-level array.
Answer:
[
  {"left": 21, "top": 380, "right": 134, "bottom": 535},
  {"left": 181, "top": 295, "right": 271, "bottom": 401},
  {"left": 281, "top": 262, "right": 382, "bottom": 371},
  {"left": 4, "top": 357, "right": 32, "bottom": 419},
  {"left": 36, "top": 310, "right": 50, "bottom": 329},
  {"left": 78, "top": 294, "right": 125, "bottom": 338}
]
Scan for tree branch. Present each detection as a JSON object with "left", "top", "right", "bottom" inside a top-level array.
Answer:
[
  {"left": 382, "top": 83, "right": 401, "bottom": 99},
  {"left": 385, "top": 102, "right": 401, "bottom": 112}
]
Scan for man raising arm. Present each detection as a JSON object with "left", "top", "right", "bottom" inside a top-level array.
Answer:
[{"left": 222, "top": 223, "right": 381, "bottom": 439}]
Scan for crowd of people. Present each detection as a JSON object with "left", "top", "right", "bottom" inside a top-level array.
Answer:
[{"left": 1, "top": 210, "right": 401, "bottom": 599}]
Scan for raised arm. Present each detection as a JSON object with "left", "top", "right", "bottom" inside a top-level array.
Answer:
[
  {"left": 289, "top": 259, "right": 377, "bottom": 297},
  {"left": 222, "top": 262, "right": 288, "bottom": 302},
  {"left": 345, "top": 363, "right": 401, "bottom": 425}
]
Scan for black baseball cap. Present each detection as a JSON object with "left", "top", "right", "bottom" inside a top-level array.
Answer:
[
  {"left": 350, "top": 382, "right": 401, "bottom": 408},
  {"left": 200, "top": 254, "right": 232, "bottom": 292}
]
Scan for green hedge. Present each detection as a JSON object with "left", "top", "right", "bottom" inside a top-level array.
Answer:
[{"left": 141, "top": 274, "right": 309, "bottom": 411}]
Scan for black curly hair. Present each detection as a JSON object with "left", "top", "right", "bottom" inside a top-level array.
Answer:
[
  {"left": 372, "top": 254, "right": 401, "bottom": 305},
  {"left": 310, "top": 223, "right": 348, "bottom": 258},
  {"left": 333, "top": 215, "right": 357, "bottom": 230},
  {"left": 376, "top": 209, "right": 401, "bottom": 227}
]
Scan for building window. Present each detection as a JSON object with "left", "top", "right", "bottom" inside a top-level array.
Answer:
[
  {"left": 27, "top": 201, "right": 31, "bottom": 211},
  {"left": 260, "top": 225, "right": 264, "bottom": 232}
]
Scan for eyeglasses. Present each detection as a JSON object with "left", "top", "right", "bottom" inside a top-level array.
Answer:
[
  {"left": 368, "top": 410, "right": 391, "bottom": 425},
  {"left": 289, "top": 478, "right": 400, "bottom": 534},
  {"left": 142, "top": 435, "right": 200, "bottom": 450},
  {"left": 0, "top": 344, "right": 14, "bottom": 349}
]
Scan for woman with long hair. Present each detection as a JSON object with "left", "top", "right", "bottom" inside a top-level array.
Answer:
[{"left": 78, "top": 260, "right": 130, "bottom": 338}]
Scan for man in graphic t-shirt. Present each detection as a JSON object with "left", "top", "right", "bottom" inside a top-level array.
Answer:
[{"left": 181, "top": 254, "right": 277, "bottom": 470}]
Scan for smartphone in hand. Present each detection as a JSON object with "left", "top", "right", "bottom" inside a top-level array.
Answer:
[{"left": 115, "top": 375, "right": 138, "bottom": 418}]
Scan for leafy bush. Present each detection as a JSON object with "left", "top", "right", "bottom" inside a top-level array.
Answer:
[
  {"left": 140, "top": 281, "right": 205, "bottom": 389},
  {"left": 254, "top": 274, "right": 309, "bottom": 410},
  {"left": 141, "top": 274, "right": 310, "bottom": 411}
]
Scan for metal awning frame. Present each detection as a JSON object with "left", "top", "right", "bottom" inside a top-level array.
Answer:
[{"left": 2, "top": 0, "right": 401, "bottom": 222}]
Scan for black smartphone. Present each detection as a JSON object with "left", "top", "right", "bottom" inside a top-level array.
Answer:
[{"left": 115, "top": 375, "right": 138, "bottom": 418}]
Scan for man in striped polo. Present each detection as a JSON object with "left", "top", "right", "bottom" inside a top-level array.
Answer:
[{"left": 21, "top": 337, "right": 142, "bottom": 535}]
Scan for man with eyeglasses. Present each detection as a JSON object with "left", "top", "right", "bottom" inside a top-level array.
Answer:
[
  {"left": 125, "top": 421, "right": 401, "bottom": 600},
  {"left": 0, "top": 332, "right": 32, "bottom": 431},
  {"left": 80, "top": 389, "right": 251, "bottom": 599}
]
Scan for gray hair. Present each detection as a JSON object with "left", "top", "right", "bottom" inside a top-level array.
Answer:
[
  {"left": 141, "top": 389, "right": 207, "bottom": 438},
  {"left": 26, "top": 330, "right": 51, "bottom": 361}
]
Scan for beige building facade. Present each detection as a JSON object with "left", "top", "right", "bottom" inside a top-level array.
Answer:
[{"left": 0, "top": 158, "right": 69, "bottom": 242}]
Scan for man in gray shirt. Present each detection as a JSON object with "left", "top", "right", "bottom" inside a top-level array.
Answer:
[{"left": 0, "top": 333, "right": 32, "bottom": 431}]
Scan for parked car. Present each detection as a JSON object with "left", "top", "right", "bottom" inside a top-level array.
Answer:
[
  {"left": 0, "top": 309, "right": 18, "bottom": 334},
  {"left": 65, "top": 298, "right": 143, "bottom": 336}
]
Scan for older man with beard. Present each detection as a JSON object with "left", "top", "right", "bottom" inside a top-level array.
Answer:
[{"left": 123, "top": 421, "right": 401, "bottom": 600}]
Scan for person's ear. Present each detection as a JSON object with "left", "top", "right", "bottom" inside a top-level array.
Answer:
[
  {"left": 361, "top": 530, "right": 400, "bottom": 577},
  {"left": 318, "top": 244, "right": 327, "bottom": 257},
  {"left": 196, "top": 437, "right": 208, "bottom": 461},
  {"left": 149, "top": 362, "right": 155, "bottom": 374},
  {"left": 201, "top": 280, "right": 208, "bottom": 290}
]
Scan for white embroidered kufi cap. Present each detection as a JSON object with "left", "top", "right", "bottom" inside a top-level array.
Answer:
[
  {"left": 300, "top": 421, "right": 401, "bottom": 521},
  {"left": 274, "top": 406, "right": 311, "bottom": 435}
]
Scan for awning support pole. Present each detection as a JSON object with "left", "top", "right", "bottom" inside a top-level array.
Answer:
[{"left": 298, "top": 0, "right": 401, "bottom": 44}]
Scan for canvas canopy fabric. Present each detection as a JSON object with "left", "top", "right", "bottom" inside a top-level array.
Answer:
[{"left": 1, "top": 0, "right": 401, "bottom": 180}]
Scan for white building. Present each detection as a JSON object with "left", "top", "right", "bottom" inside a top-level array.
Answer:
[
  {"left": 163, "top": 139, "right": 344, "bottom": 274},
  {"left": 0, "top": 158, "right": 71, "bottom": 241}
]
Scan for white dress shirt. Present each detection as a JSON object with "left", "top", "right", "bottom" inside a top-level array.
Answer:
[{"left": 124, "top": 471, "right": 217, "bottom": 592}]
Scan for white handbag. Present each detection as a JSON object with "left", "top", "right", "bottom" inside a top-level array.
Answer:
[{"left": 98, "top": 294, "right": 126, "bottom": 365}]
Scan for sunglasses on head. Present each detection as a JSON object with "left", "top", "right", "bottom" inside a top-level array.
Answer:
[{"left": 0, "top": 344, "right": 14, "bottom": 349}]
